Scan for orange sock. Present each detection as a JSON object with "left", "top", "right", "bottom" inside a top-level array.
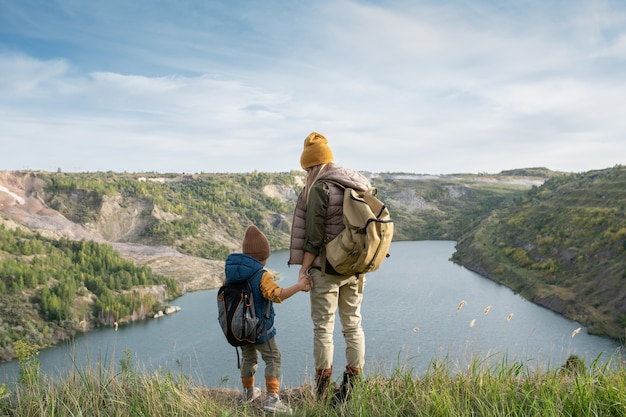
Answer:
[
  {"left": 242, "top": 376, "right": 254, "bottom": 390},
  {"left": 266, "top": 376, "right": 279, "bottom": 394}
]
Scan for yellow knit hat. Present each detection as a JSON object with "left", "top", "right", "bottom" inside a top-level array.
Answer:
[
  {"left": 300, "top": 132, "right": 334, "bottom": 169},
  {"left": 242, "top": 225, "right": 270, "bottom": 262}
]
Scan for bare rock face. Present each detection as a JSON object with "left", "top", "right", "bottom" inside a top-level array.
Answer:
[
  {"left": 388, "top": 189, "right": 440, "bottom": 212},
  {"left": 0, "top": 171, "right": 99, "bottom": 241},
  {"left": 262, "top": 184, "right": 298, "bottom": 202},
  {"left": 87, "top": 195, "right": 157, "bottom": 242},
  {"left": 0, "top": 171, "right": 224, "bottom": 292},
  {"left": 110, "top": 242, "right": 225, "bottom": 291}
]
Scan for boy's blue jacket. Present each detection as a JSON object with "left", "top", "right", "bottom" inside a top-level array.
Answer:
[{"left": 224, "top": 253, "right": 276, "bottom": 343}]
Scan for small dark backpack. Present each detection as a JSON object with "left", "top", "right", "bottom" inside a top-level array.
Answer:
[
  {"left": 217, "top": 270, "right": 261, "bottom": 346},
  {"left": 217, "top": 269, "right": 272, "bottom": 365}
]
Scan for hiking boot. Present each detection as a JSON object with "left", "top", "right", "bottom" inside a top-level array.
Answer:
[
  {"left": 316, "top": 375, "right": 331, "bottom": 400},
  {"left": 241, "top": 386, "right": 261, "bottom": 403},
  {"left": 331, "top": 371, "right": 359, "bottom": 406},
  {"left": 315, "top": 367, "right": 333, "bottom": 401},
  {"left": 263, "top": 393, "right": 293, "bottom": 414}
]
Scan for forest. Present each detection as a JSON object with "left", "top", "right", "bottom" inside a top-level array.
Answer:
[{"left": 0, "top": 225, "right": 180, "bottom": 361}]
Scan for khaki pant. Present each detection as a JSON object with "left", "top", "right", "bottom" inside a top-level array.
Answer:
[
  {"left": 309, "top": 268, "right": 365, "bottom": 371},
  {"left": 240, "top": 336, "right": 282, "bottom": 379}
]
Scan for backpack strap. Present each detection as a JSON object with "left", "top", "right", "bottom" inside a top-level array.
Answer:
[
  {"left": 310, "top": 180, "right": 332, "bottom": 276},
  {"left": 317, "top": 180, "right": 344, "bottom": 277},
  {"left": 236, "top": 346, "right": 242, "bottom": 369},
  {"left": 321, "top": 179, "right": 378, "bottom": 197}
]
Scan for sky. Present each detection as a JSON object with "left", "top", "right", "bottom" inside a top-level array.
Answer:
[{"left": 1, "top": 0, "right": 625, "bottom": 175}]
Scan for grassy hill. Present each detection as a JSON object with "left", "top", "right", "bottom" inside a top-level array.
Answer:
[
  {"left": 3, "top": 348, "right": 625, "bottom": 416},
  {"left": 36, "top": 170, "right": 551, "bottom": 253},
  {"left": 40, "top": 171, "right": 300, "bottom": 258},
  {"left": 452, "top": 165, "right": 626, "bottom": 340}
]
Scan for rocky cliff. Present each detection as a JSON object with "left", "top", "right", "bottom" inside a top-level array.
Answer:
[{"left": 0, "top": 171, "right": 224, "bottom": 291}]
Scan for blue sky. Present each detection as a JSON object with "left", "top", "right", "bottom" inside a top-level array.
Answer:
[{"left": 1, "top": 0, "right": 625, "bottom": 174}]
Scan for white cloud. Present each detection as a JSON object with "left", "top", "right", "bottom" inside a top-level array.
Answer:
[
  {"left": 0, "top": 53, "right": 71, "bottom": 97},
  {"left": 1, "top": 0, "right": 626, "bottom": 174}
]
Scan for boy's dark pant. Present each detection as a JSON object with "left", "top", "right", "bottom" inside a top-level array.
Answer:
[{"left": 241, "top": 336, "right": 282, "bottom": 393}]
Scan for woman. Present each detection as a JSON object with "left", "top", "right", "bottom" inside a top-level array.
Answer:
[{"left": 288, "top": 132, "right": 372, "bottom": 403}]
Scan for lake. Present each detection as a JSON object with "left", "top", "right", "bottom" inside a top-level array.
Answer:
[{"left": 0, "top": 241, "right": 623, "bottom": 388}]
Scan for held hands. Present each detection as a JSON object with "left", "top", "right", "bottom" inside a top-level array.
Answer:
[
  {"left": 298, "top": 269, "right": 313, "bottom": 292},
  {"left": 279, "top": 271, "right": 311, "bottom": 301}
]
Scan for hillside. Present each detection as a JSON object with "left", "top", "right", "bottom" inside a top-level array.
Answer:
[
  {"left": 0, "top": 168, "right": 552, "bottom": 360},
  {"left": 452, "top": 165, "right": 626, "bottom": 340},
  {"left": 1, "top": 169, "right": 548, "bottom": 265}
]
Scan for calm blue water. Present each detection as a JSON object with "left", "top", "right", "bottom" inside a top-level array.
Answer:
[{"left": 0, "top": 241, "right": 622, "bottom": 388}]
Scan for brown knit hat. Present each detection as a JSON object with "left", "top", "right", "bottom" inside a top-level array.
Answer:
[
  {"left": 300, "top": 132, "right": 334, "bottom": 169},
  {"left": 242, "top": 225, "right": 270, "bottom": 262}
]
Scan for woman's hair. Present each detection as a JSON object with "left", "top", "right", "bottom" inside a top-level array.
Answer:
[{"left": 304, "top": 163, "right": 333, "bottom": 204}]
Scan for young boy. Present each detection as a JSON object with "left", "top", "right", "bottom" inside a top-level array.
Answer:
[{"left": 224, "top": 224, "right": 311, "bottom": 414}]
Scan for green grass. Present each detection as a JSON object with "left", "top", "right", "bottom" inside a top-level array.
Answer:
[{"left": 2, "top": 344, "right": 625, "bottom": 416}]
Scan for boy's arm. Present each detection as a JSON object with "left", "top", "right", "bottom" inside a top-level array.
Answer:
[
  {"left": 260, "top": 272, "right": 310, "bottom": 303},
  {"left": 279, "top": 274, "right": 311, "bottom": 301}
]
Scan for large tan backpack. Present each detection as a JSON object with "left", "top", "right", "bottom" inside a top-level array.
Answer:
[{"left": 324, "top": 183, "right": 394, "bottom": 280}]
